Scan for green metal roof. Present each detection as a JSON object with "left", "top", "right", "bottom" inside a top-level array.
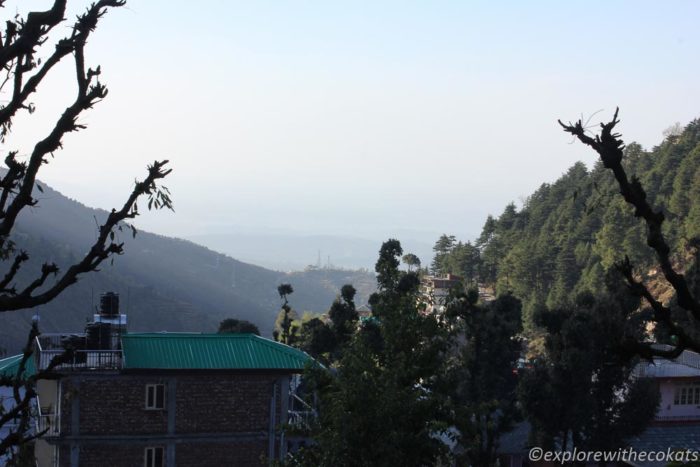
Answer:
[
  {"left": 121, "top": 333, "right": 313, "bottom": 371},
  {"left": 0, "top": 354, "right": 36, "bottom": 379}
]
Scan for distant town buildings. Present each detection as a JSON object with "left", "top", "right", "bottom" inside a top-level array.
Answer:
[
  {"left": 419, "top": 273, "right": 464, "bottom": 314},
  {"left": 418, "top": 274, "right": 496, "bottom": 314},
  {"left": 356, "top": 304, "right": 372, "bottom": 320}
]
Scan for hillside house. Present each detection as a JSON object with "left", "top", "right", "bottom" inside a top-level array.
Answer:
[
  {"left": 419, "top": 274, "right": 463, "bottom": 313},
  {"left": 634, "top": 347, "right": 700, "bottom": 422},
  {"left": 625, "top": 348, "right": 700, "bottom": 466},
  {"left": 499, "top": 348, "right": 700, "bottom": 467},
  {"left": 28, "top": 294, "right": 314, "bottom": 467}
]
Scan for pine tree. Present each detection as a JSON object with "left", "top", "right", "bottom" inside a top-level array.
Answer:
[
  {"left": 519, "top": 290, "right": 659, "bottom": 452},
  {"left": 298, "top": 240, "right": 449, "bottom": 466}
]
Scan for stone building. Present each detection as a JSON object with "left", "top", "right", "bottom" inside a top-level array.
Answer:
[{"left": 31, "top": 296, "right": 313, "bottom": 467}]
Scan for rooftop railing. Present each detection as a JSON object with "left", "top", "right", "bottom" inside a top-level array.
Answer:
[{"left": 35, "top": 334, "right": 122, "bottom": 371}]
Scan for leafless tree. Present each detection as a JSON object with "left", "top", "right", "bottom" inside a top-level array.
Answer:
[
  {"left": 0, "top": 0, "right": 172, "bottom": 459},
  {"left": 560, "top": 109, "right": 700, "bottom": 359}
]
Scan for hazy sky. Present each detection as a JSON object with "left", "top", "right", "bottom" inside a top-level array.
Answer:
[{"left": 5, "top": 1, "right": 700, "bottom": 244}]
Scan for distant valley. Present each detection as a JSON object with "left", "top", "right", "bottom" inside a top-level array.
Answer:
[
  {"left": 0, "top": 184, "right": 377, "bottom": 354},
  {"left": 188, "top": 231, "right": 435, "bottom": 271}
]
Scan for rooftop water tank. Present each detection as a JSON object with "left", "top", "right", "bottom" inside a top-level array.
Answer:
[{"left": 100, "top": 292, "right": 119, "bottom": 317}]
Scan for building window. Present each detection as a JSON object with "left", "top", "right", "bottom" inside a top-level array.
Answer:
[
  {"left": 144, "top": 447, "right": 164, "bottom": 467},
  {"left": 145, "top": 384, "right": 165, "bottom": 410},
  {"left": 674, "top": 384, "right": 700, "bottom": 405}
]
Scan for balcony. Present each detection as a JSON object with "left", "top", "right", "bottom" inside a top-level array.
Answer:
[
  {"left": 35, "top": 334, "right": 122, "bottom": 371},
  {"left": 287, "top": 393, "right": 317, "bottom": 431},
  {"left": 34, "top": 393, "right": 60, "bottom": 437},
  {"left": 36, "top": 413, "right": 60, "bottom": 437}
]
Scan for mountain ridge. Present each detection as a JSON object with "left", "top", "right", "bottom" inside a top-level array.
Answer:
[
  {"left": 0, "top": 182, "right": 376, "bottom": 354},
  {"left": 434, "top": 118, "right": 700, "bottom": 328}
]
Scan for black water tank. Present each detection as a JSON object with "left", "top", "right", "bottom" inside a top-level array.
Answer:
[
  {"left": 86, "top": 322, "right": 112, "bottom": 350},
  {"left": 100, "top": 292, "right": 119, "bottom": 316}
]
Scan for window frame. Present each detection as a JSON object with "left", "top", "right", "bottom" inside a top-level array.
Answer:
[
  {"left": 673, "top": 383, "right": 700, "bottom": 406},
  {"left": 145, "top": 383, "right": 166, "bottom": 410},
  {"left": 144, "top": 446, "right": 164, "bottom": 467}
]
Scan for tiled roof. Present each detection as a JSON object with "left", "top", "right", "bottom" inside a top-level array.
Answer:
[
  {"left": 627, "top": 424, "right": 700, "bottom": 467},
  {"left": 635, "top": 348, "right": 700, "bottom": 378},
  {"left": 636, "top": 360, "right": 700, "bottom": 378},
  {"left": 121, "top": 333, "right": 313, "bottom": 371},
  {"left": 498, "top": 421, "right": 532, "bottom": 455},
  {"left": 498, "top": 422, "right": 700, "bottom": 466}
]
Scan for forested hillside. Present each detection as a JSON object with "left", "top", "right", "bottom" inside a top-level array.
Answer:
[
  {"left": 434, "top": 119, "right": 700, "bottom": 328},
  {"left": 0, "top": 183, "right": 376, "bottom": 354}
]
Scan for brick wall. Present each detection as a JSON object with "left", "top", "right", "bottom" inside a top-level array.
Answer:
[
  {"left": 175, "top": 374, "right": 278, "bottom": 433},
  {"left": 61, "top": 376, "right": 169, "bottom": 435},
  {"left": 176, "top": 441, "right": 267, "bottom": 467},
  {"left": 79, "top": 444, "right": 144, "bottom": 467},
  {"left": 58, "top": 444, "right": 70, "bottom": 466},
  {"left": 56, "top": 372, "right": 288, "bottom": 466},
  {"left": 54, "top": 442, "right": 270, "bottom": 467}
]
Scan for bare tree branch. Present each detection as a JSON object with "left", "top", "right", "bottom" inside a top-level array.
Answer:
[
  {"left": 0, "top": 0, "right": 174, "bottom": 315},
  {"left": 0, "top": 1, "right": 127, "bottom": 243},
  {"left": 0, "top": 1, "right": 66, "bottom": 67},
  {"left": 560, "top": 109, "right": 700, "bottom": 356},
  {"left": 0, "top": 250, "right": 28, "bottom": 292},
  {"left": 0, "top": 6, "right": 120, "bottom": 239},
  {"left": 0, "top": 1, "right": 171, "bottom": 456},
  {"left": 0, "top": 153, "right": 26, "bottom": 219},
  {"left": 616, "top": 257, "right": 700, "bottom": 358},
  {"left": 0, "top": 160, "right": 171, "bottom": 312},
  {"left": 0, "top": 322, "right": 74, "bottom": 457}
]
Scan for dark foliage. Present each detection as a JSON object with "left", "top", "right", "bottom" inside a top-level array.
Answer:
[
  {"left": 274, "top": 283, "right": 298, "bottom": 345},
  {"left": 519, "top": 289, "right": 659, "bottom": 452},
  {"left": 296, "top": 284, "right": 358, "bottom": 364},
  {"left": 434, "top": 115, "right": 700, "bottom": 349},
  {"left": 441, "top": 292, "right": 523, "bottom": 467},
  {"left": 217, "top": 318, "right": 260, "bottom": 335},
  {"left": 559, "top": 110, "right": 700, "bottom": 357},
  {"left": 296, "top": 240, "right": 450, "bottom": 466}
]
